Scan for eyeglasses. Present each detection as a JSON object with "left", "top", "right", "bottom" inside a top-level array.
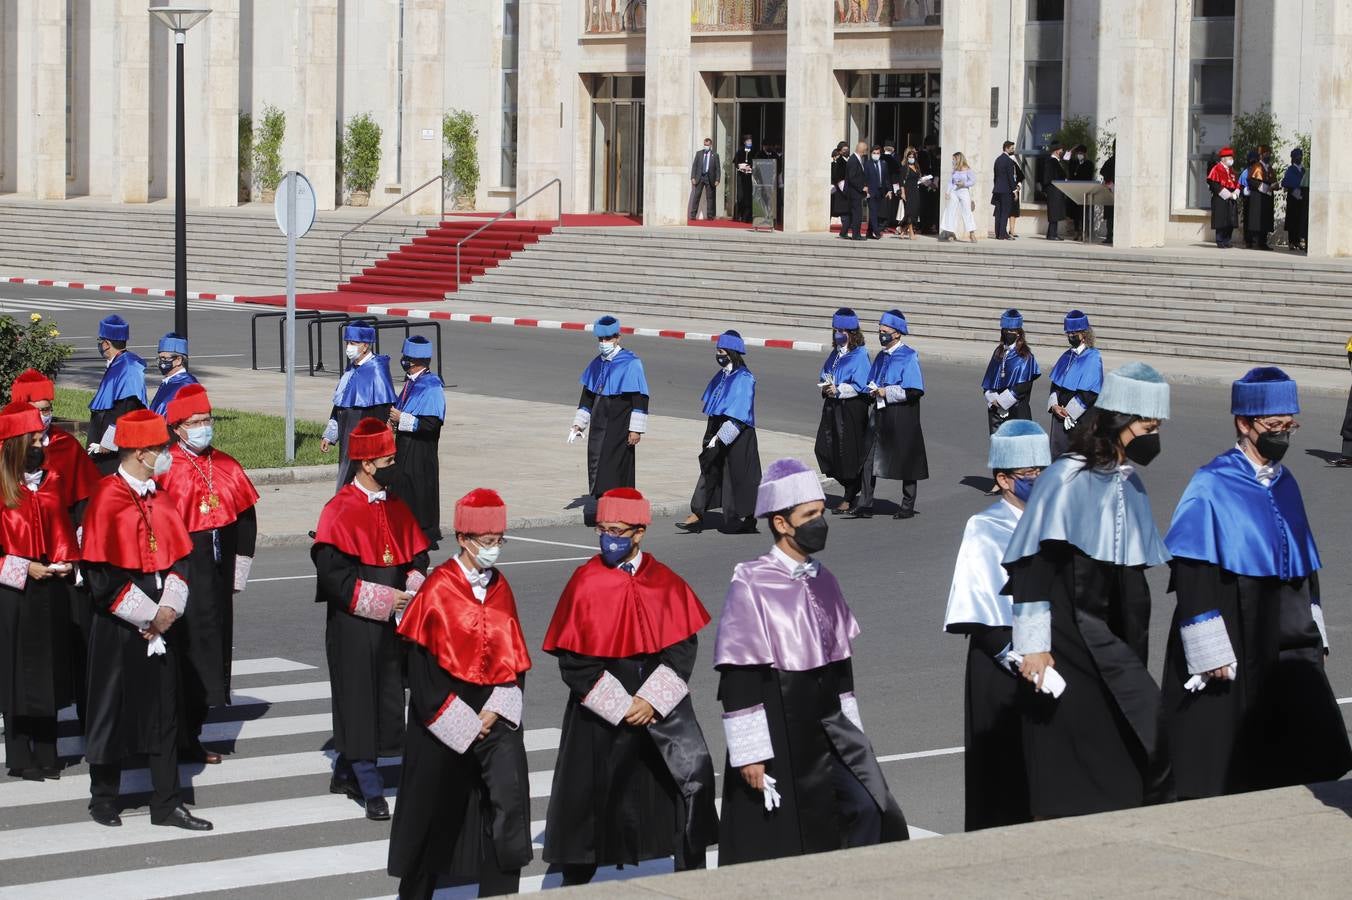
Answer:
[
  {"left": 596, "top": 525, "right": 639, "bottom": 538},
  {"left": 469, "top": 535, "right": 509, "bottom": 549},
  {"left": 182, "top": 416, "right": 214, "bottom": 427},
  {"left": 1008, "top": 467, "right": 1043, "bottom": 479},
  {"left": 1253, "top": 418, "right": 1300, "bottom": 433}
]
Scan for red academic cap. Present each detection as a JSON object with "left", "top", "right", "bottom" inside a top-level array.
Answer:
[
  {"left": 10, "top": 369, "right": 54, "bottom": 404},
  {"left": 165, "top": 383, "right": 211, "bottom": 425},
  {"left": 597, "top": 487, "right": 651, "bottom": 526},
  {"left": 0, "top": 401, "right": 43, "bottom": 441},
  {"left": 455, "top": 488, "right": 507, "bottom": 534},
  {"left": 347, "top": 418, "right": 395, "bottom": 460},
  {"left": 1219, "top": 146, "right": 1234, "bottom": 157},
  {"left": 114, "top": 409, "right": 170, "bottom": 450}
]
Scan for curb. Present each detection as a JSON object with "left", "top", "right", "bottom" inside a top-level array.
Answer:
[
  {"left": 4, "top": 276, "right": 237, "bottom": 301},
  {"left": 246, "top": 465, "right": 334, "bottom": 486}
]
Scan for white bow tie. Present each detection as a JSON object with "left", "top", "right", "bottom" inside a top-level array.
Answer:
[
  {"left": 466, "top": 569, "right": 491, "bottom": 589},
  {"left": 23, "top": 471, "right": 41, "bottom": 492},
  {"left": 366, "top": 490, "right": 386, "bottom": 503},
  {"left": 791, "top": 560, "right": 819, "bottom": 581},
  {"left": 1255, "top": 465, "right": 1278, "bottom": 485}
]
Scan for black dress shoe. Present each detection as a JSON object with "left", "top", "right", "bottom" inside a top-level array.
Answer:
[
  {"left": 893, "top": 510, "right": 917, "bottom": 520},
  {"left": 675, "top": 520, "right": 703, "bottom": 534},
  {"left": 154, "top": 806, "right": 214, "bottom": 831},
  {"left": 365, "top": 797, "right": 391, "bottom": 821},
  {"left": 90, "top": 804, "right": 123, "bottom": 827},
  {"left": 179, "top": 745, "right": 223, "bottom": 765},
  {"left": 37, "top": 766, "right": 62, "bottom": 780},
  {"left": 330, "top": 775, "right": 363, "bottom": 801},
  {"left": 847, "top": 506, "right": 873, "bottom": 519}
]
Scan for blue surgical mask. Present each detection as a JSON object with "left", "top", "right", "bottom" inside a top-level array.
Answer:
[
  {"left": 183, "top": 424, "right": 213, "bottom": 453},
  {"left": 599, "top": 533, "right": 634, "bottom": 567},
  {"left": 834, "top": 331, "right": 849, "bottom": 346},
  {"left": 598, "top": 340, "right": 618, "bottom": 359},
  {"left": 1012, "top": 476, "right": 1036, "bottom": 502},
  {"left": 472, "top": 541, "right": 501, "bottom": 569},
  {"left": 744, "top": 141, "right": 753, "bottom": 149}
]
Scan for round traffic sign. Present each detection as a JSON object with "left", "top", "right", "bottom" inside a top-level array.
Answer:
[{"left": 274, "top": 171, "right": 317, "bottom": 238}]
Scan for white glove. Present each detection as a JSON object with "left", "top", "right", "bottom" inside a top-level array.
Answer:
[
  {"left": 707, "top": 435, "right": 719, "bottom": 449},
  {"left": 1004, "top": 651, "right": 1067, "bottom": 698},
  {"left": 146, "top": 634, "right": 168, "bottom": 657},
  {"left": 87, "top": 443, "right": 101, "bottom": 456},
  {"left": 983, "top": 390, "right": 998, "bottom": 406},
  {"left": 567, "top": 428, "right": 582, "bottom": 445},
  {"left": 762, "top": 773, "right": 782, "bottom": 812},
  {"left": 1293, "top": 188, "right": 1303, "bottom": 201},
  {"left": 1184, "top": 664, "right": 1237, "bottom": 693}
]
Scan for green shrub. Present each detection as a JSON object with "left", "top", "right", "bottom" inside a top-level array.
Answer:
[
  {"left": 238, "top": 112, "right": 253, "bottom": 201},
  {"left": 1051, "top": 115, "right": 1100, "bottom": 163},
  {"left": 253, "top": 104, "right": 286, "bottom": 192},
  {"left": 342, "top": 113, "right": 383, "bottom": 195},
  {"left": 442, "top": 110, "right": 481, "bottom": 209},
  {"left": 0, "top": 313, "right": 73, "bottom": 404},
  {"left": 1230, "top": 105, "right": 1285, "bottom": 162}
]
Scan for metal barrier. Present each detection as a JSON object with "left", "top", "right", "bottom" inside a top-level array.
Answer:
[
  {"left": 337, "top": 174, "right": 445, "bottom": 283},
  {"left": 252, "top": 309, "right": 323, "bottom": 373},
  {"left": 455, "top": 178, "right": 562, "bottom": 287},
  {"left": 304, "top": 312, "right": 351, "bottom": 375}
]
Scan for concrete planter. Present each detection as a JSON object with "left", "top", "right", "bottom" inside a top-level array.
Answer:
[
  {"left": 349, "top": 190, "right": 370, "bottom": 207},
  {"left": 260, "top": 188, "right": 276, "bottom": 204}
]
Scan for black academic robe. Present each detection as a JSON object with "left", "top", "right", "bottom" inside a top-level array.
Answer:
[
  {"left": 1209, "top": 178, "right": 1239, "bottom": 231},
  {"left": 869, "top": 393, "right": 929, "bottom": 482},
  {"left": 1005, "top": 542, "right": 1171, "bottom": 819},
  {"left": 543, "top": 636, "right": 719, "bottom": 868},
  {"left": 333, "top": 403, "right": 393, "bottom": 489},
  {"left": 1243, "top": 166, "right": 1276, "bottom": 236},
  {"left": 830, "top": 158, "right": 850, "bottom": 217},
  {"left": 1043, "top": 157, "right": 1067, "bottom": 221},
  {"left": 901, "top": 167, "right": 923, "bottom": 224},
  {"left": 815, "top": 396, "right": 871, "bottom": 492},
  {"left": 579, "top": 387, "right": 647, "bottom": 498},
  {"left": 691, "top": 417, "right": 762, "bottom": 531},
  {"left": 1285, "top": 178, "right": 1308, "bottom": 246},
  {"left": 918, "top": 149, "right": 941, "bottom": 232},
  {"left": 0, "top": 569, "right": 74, "bottom": 723},
  {"left": 1047, "top": 385, "right": 1099, "bottom": 458},
  {"left": 387, "top": 645, "right": 533, "bottom": 884},
  {"left": 881, "top": 154, "right": 902, "bottom": 227},
  {"left": 394, "top": 416, "right": 443, "bottom": 546},
  {"left": 734, "top": 148, "right": 756, "bottom": 222},
  {"left": 175, "top": 509, "right": 257, "bottom": 710},
  {"left": 88, "top": 395, "right": 146, "bottom": 476},
  {"left": 314, "top": 544, "right": 429, "bottom": 761},
  {"left": 716, "top": 659, "right": 908, "bottom": 864},
  {"left": 986, "top": 379, "right": 1037, "bottom": 435},
  {"left": 1163, "top": 561, "right": 1351, "bottom": 798},
  {"left": 1341, "top": 383, "right": 1352, "bottom": 458},
  {"left": 957, "top": 626, "right": 1030, "bottom": 831}
]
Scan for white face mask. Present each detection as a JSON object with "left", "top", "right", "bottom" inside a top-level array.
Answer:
[
  {"left": 39, "top": 412, "right": 53, "bottom": 431},
  {"left": 148, "top": 449, "right": 172, "bottom": 476},
  {"left": 598, "top": 340, "right": 618, "bottom": 358},
  {"left": 871, "top": 154, "right": 881, "bottom": 161},
  {"left": 907, "top": 156, "right": 916, "bottom": 163},
  {"left": 1222, "top": 158, "right": 1234, "bottom": 167},
  {"left": 703, "top": 144, "right": 711, "bottom": 151},
  {"left": 472, "top": 541, "right": 501, "bottom": 569},
  {"left": 344, "top": 343, "right": 360, "bottom": 361},
  {"left": 1075, "top": 154, "right": 1086, "bottom": 161},
  {"left": 182, "top": 424, "right": 213, "bottom": 452}
]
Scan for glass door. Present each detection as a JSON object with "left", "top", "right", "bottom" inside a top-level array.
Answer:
[{"left": 589, "top": 76, "right": 645, "bottom": 215}]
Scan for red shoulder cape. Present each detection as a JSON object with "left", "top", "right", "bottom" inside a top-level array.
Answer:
[
  {"left": 44, "top": 428, "right": 100, "bottom": 505},
  {"left": 158, "top": 445, "right": 260, "bottom": 533},
  {"left": 81, "top": 474, "right": 193, "bottom": 572},
  {"left": 313, "top": 483, "right": 429, "bottom": 567},
  {"left": 1207, "top": 162, "right": 1238, "bottom": 190},
  {"left": 542, "top": 554, "right": 710, "bottom": 658},
  {"left": 0, "top": 472, "right": 79, "bottom": 562},
  {"left": 397, "top": 560, "right": 532, "bottom": 685}
]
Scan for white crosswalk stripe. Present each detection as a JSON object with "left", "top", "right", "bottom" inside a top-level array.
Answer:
[
  {"left": 0, "top": 297, "right": 248, "bottom": 315},
  {"left": 0, "top": 657, "right": 944, "bottom": 896}
]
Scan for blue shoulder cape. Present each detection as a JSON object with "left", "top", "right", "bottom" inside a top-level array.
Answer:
[
  {"left": 90, "top": 352, "right": 148, "bottom": 411},
  {"left": 1003, "top": 454, "right": 1170, "bottom": 568},
  {"left": 1048, "top": 347, "right": 1103, "bottom": 393},
  {"left": 820, "top": 346, "right": 871, "bottom": 392},
  {"left": 981, "top": 347, "right": 1040, "bottom": 391},
  {"left": 1164, "top": 448, "right": 1320, "bottom": 580},
  {"left": 333, "top": 355, "right": 397, "bottom": 408},
  {"left": 397, "top": 371, "right": 446, "bottom": 419},
  {"left": 701, "top": 366, "right": 755, "bottom": 425},
  {"left": 866, "top": 345, "right": 924, "bottom": 391},
  {"left": 579, "top": 349, "right": 649, "bottom": 397},
  {"left": 149, "top": 371, "right": 200, "bottom": 416}
]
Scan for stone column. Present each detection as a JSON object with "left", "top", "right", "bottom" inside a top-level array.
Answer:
[
  {"left": 110, "top": 0, "right": 150, "bottom": 202},
  {"left": 28, "top": 2, "right": 67, "bottom": 199},
  {"left": 1110, "top": 0, "right": 1171, "bottom": 248},
  {"left": 1307, "top": 0, "right": 1352, "bottom": 258},
  {"left": 515, "top": 0, "right": 561, "bottom": 220},
  {"left": 782, "top": 0, "right": 832, "bottom": 233},
  {"left": 199, "top": 0, "right": 240, "bottom": 207},
  {"left": 401, "top": 0, "right": 446, "bottom": 217},
  {"left": 939, "top": 1, "right": 990, "bottom": 236},
  {"left": 641, "top": 1, "right": 691, "bottom": 227},
  {"left": 297, "top": 0, "right": 338, "bottom": 211}
]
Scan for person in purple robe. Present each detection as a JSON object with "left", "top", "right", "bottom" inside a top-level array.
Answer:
[{"left": 712, "top": 458, "right": 908, "bottom": 865}]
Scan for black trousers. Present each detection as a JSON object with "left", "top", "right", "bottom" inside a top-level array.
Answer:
[
  {"left": 559, "top": 846, "right": 707, "bottom": 887},
  {"left": 866, "top": 196, "right": 883, "bottom": 236},
  {"left": 4, "top": 715, "right": 58, "bottom": 771},
  {"left": 687, "top": 179, "right": 716, "bottom": 219},
  {"left": 398, "top": 848, "right": 520, "bottom": 899},
  {"left": 994, "top": 192, "right": 1013, "bottom": 238},
  {"left": 858, "top": 434, "right": 916, "bottom": 513},
  {"left": 1046, "top": 213, "right": 1061, "bottom": 239},
  {"left": 89, "top": 723, "right": 180, "bottom": 819},
  {"left": 847, "top": 193, "right": 865, "bottom": 237}
]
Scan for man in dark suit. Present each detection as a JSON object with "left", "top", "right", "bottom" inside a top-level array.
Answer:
[
  {"left": 919, "top": 136, "right": 941, "bottom": 234},
  {"left": 844, "top": 141, "right": 869, "bottom": 240},
  {"left": 688, "top": 137, "right": 720, "bottom": 220},
  {"left": 864, "top": 144, "right": 887, "bottom": 239},
  {"left": 1043, "top": 144, "right": 1067, "bottom": 241},
  {"left": 733, "top": 134, "right": 756, "bottom": 223},
  {"left": 993, "top": 140, "right": 1018, "bottom": 240}
]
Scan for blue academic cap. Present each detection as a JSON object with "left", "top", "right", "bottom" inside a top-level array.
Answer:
[
  {"left": 401, "top": 335, "right": 433, "bottom": 359},
  {"left": 988, "top": 419, "right": 1052, "bottom": 470},
  {"left": 343, "top": 323, "right": 377, "bottom": 344},
  {"left": 98, "top": 315, "right": 130, "bottom": 341},
  {"left": 717, "top": 330, "right": 746, "bottom": 354},
  {"left": 157, "top": 332, "right": 188, "bottom": 355},
  {"left": 832, "top": 307, "right": 860, "bottom": 331},
  {"left": 594, "top": 315, "right": 621, "bottom": 338},
  {"left": 1063, "top": 310, "right": 1090, "bottom": 333},
  {"left": 1231, "top": 366, "right": 1299, "bottom": 417},
  {"left": 1097, "top": 361, "right": 1171, "bottom": 420},
  {"left": 1000, "top": 309, "right": 1024, "bottom": 330},
  {"left": 880, "top": 309, "right": 909, "bottom": 334}
]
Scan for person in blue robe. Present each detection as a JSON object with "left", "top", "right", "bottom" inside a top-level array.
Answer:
[
  {"left": 1045, "top": 310, "right": 1103, "bottom": 458},
  {"left": 981, "top": 308, "right": 1040, "bottom": 437},
  {"left": 855, "top": 310, "right": 928, "bottom": 519},
  {"left": 568, "top": 315, "right": 649, "bottom": 500},
  {"left": 943, "top": 420, "right": 1050, "bottom": 831},
  {"left": 87, "top": 314, "right": 148, "bottom": 475},
  {"left": 387, "top": 336, "right": 446, "bottom": 547},
  {"left": 1162, "top": 367, "right": 1351, "bottom": 798},
  {"left": 1281, "top": 147, "right": 1307, "bottom": 252},
  {"left": 678, "top": 330, "right": 761, "bottom": 534},
  {"left": 322, "top": 323, "right": 397, "bottom": 489},
  {"left": 1003, "top": 362, "right": 1173, "bottom": 818},
  {"left": 149, "top": 333, "right": 200, "bottom": 418},
  {"left": 813, "top": 307, "right": 872, "bottom": 514}
]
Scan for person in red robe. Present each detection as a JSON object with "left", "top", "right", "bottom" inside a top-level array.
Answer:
[
  {"left": 0, "top": 402, "right": 79, "bottom": 780},
  {"left": 312, "top": 417, "right": 429, "bottom": 821},
  {"left": 80, "top": 409, "right": 211, "bottom": 830},
  {"left": 389, "top": 488, "right": 533, "bottom": 899},
  {"left": 540, "top": 487, "right": 719, "bottom": 886},
  {"left": 1207, "top": 146, "right": 1240, "bottom": 249},
  {"left": 157, "top": 385, "right": 260, "bottom": 765}
]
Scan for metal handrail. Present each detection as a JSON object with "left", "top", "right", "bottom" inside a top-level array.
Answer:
[
  {"left": 337, "top": 173, "right": 445, "bottom": 282},
  {"left": 455, "top": 178, "right": 562, "bottom": 287}
]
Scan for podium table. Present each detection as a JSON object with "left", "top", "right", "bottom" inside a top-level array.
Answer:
[{"left": 1052, "top": 181, "right": 1114, "bottom": 243}]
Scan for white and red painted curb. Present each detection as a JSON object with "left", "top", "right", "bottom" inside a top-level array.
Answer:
[{"left": 3, "top": 276, "right": 236, "bottom": 301}]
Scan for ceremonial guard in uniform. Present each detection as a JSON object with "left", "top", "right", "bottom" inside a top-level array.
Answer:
[
  {"left": 814, "top": 308, "right": 872, "bottom": 515},
  {"left": 1046, "top": 310, "right": 1103, "bottom": 458},
  {"left": 678, "top": 330, "right": 761, "bottom": 534},
  {"left": 1004, "top": 363, "right": 1172, "bottom": 819},
  {"left": 568, "top": 316, "right": 650, "bottom": 502},
  {"left": 1163, "top": 368, "right": 1352, "bottom": 798},
  {"left": 313, "top": 418, "right": 429, "bottom": 821},
  {"left": 943, "top": 421, "right": 1050, "bottom": 830},
  {"left": 0, "top": 402, "right": 78, "bottom": 780},
  {"left": 158, "top": 385, "right": 259, "bottom": 765},
  {"left": 322, "top": 323, "right": 397, "bottom": 490},
  {"left": 389, "top": 489, "right": 533, "bottom": 899},
  {"left": 541, "top": 488, "right": 718, "bottom": 886},
  {"left": 149, "top": 333, "right": 198, "bottom": 417},
  {"left": 388, "top": 336, "right": 445, "bottom": 547},
  {"left": 81, "top": 409, "right": 211, "bottom": 830},
  {"left": 855, "top": 310, "right": 928, "bottom": 520},
  {"left": 87, "top": 315, "right": 147, "bottom": 475},
  {"left": 981, "top": 309, "right": 1040, "bottom": 435},
  {"left": 714, "top": 459, "right": 907, "bottom": 864}
]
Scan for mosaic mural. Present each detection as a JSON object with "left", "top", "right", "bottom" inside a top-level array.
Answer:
[
  {"left": 585, "top": 0, "right": 646, "bottom": 34},
  {"left": 690, "top": 0, "right": 787, "bottom": 32},
  {"left": 835, "top": 0, "right": 941, "bottom": 27}
]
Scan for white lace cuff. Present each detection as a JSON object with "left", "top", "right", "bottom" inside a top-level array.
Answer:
[
  {"left": 723, "top": 705, "right": 773, "bottom": 766},
  {"left": 1012, "top": 600, "right": 1052, "bottom": 655},
  {"left": 405, "top": 569, "right": 426, "bottom": 594},
  {"left": 995, "top": 389, "right": 1017, "bottom": 410},
  {"left": 628, "top": 410, "right": 648, "bottom": 433},
  {"left": 572, "top": 408, "right": 591, "bottom": 431},
  {"left": 0, "top": 554, "right": 29, "bottom": 590},
  {"left": 581, "top": 670, "right": 632, "bottom": 726},
  {"left": 636, "top": 664, "right": 689, "bottom": 718},
  {"left": 715, "top": 420, "right": 741, "bottom": 445},
  {"left": 396, "top": 411, "right": 416, "bottom": 433},
  {"left": 350, "top": 579, "right": 397, "bottom": 621},
  {"left": 111, "top": 582, "right": 159, "bottom": 629},
  {"left": 839, "top": 692, "right": 863, "bottom": 732},
  {"left": 483, "top": 685, "right": 523, "bottom": 728},
  {"left": 159, "top": 573, "right": 189, "bottom": 616},
  {"left": 322, "top": 419, "right": 339, "bottom": 444},
  {"left": 1180, "top": 609, "right": 1237, "bottom": 674},
  {"left": 426, "top": 693, "right": 481, "bottom": 754},
  {"left": 1312, "top": 599, "right": 1329, "bottom": 650},
  {"left": 835, "top": 383, "right": 859, "bottom": 399},
  {"left": 883, "top": 385, "right": 907, "bottom": 404},
  {"left": 233, "top": 555, "right": 253, "bottom": 592}
]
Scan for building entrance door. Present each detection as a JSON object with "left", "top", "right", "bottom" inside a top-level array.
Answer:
[
  {"left": 589, "top": 75, "right": 645, "bottom": 215},
  {"left": 711, "top": 74, "right": 786, "bottom": 220}
]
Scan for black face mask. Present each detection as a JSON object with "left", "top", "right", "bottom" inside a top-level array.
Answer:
[
  {"left": 1255, "top": 429, "right": 1291, "bottom": 463},
  {"left": 24, "top": 447, "right": 44, "bottom": 472},
  {"left": 1067, "top": 335, "right": 1082, "bottom": 348},
  {"left": 158, "top": 359, "right": 176, "bottom": 375},
  {"left": 1123, "top": 432, "right": 1161, "bottom": 466},
  {"left": 789, "top": 516, "right": 829, "bottom": 556},
  {"left": 372, "top": 462, "right": 400, "bottom": 488},
  {"left": 716, "top": 353, "right": 731, "bottom": 367},
  {"left": 1002, "top": 331, "right": 1019, "bottom": 345},
  {"left": 399, "top": 357, "right": 413, "bottom": 374},
  {"left": 878, "top": 332, "right": 895, "bottom": 346}
]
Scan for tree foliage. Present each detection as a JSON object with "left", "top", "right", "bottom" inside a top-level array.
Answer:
[
  {"left": 252, "top": 105, "right": 286, "bottom": 192},
  {"left": 442, "top": 110, "right": 481, "bottom": 209},
  {"left": 342, "top": 113, "right": 384, "bottom": 195},
  {"left": 0, "top": 313, "right": 73, "bottom": 404}
]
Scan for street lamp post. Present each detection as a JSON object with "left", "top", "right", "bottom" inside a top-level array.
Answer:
[{"left": 149, "top": 7, "right": 211, "bottom": 338}]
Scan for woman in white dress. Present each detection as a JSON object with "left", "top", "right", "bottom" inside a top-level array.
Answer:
[{"left": 940, "top": 151, "right": 978, "bottom": 243}]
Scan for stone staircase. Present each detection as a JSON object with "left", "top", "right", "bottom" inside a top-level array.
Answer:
[{"left": 453, "top": 227, "right": 1352, "bottom": 370}]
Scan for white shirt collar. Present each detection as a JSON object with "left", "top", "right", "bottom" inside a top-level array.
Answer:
[
  {"left": 1236, "top": 442, "right": 1281, "bottom": 485},
  {"left": 619, "top": 549, "right": 643, "bottom": 573},
  {"left": 117, "top": 465, "right": 156, "bottom": 497},
  {"left": 23, "top": 471, "right": 42, "bottom": 492},
  {"left": 770, "top": 545, "right": 817, "bottom": 579},
  {"left": 454, "top": 554, "right": 491, "bottom": 597},
  {"left": 1000, "top": 498, "right": 1025, "bottom": 519},
  {"left": 162, "top": 368, "right": 187, "bottom": 383},
  {"left": 353, "top": 480, "right": 386, "bottom": 503},
  {"left": 405, "top": 368, "right": 422, "bottom": 382},
  {"left": 354, "top": 353, "right": 372, "bottom": 367},
  {"left": 883, "top": 341, "right": 901, "bottom": 355},
  {"left": 1071, "top": 342, "right": 1087, "bottom": 356}
]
